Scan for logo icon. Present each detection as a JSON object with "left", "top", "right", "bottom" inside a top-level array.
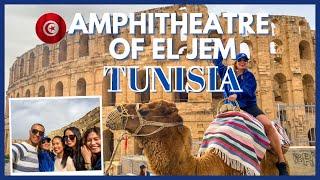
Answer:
[{"left": 36, "top": 13, "right": 66, "bottom": 44}]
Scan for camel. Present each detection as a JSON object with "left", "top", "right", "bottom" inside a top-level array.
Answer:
[{"left": 106, "top": 100, "right": 289, "bottom": 176}]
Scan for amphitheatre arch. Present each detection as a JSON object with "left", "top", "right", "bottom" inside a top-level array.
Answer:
[
  {"left": 55, "top": 81, "right": 64, "bottom": 96},
  {"left": 76, "top": 78, "right": 86, "bottom": 96}
]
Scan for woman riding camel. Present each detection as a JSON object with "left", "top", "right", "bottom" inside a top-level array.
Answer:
[{"left": 213, "top": 38, "right": 288, "bottom": 176}]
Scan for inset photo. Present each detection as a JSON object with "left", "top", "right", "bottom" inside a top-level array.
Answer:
[{"left": 9, "top": 96, "right": 103, "bottom": 176}]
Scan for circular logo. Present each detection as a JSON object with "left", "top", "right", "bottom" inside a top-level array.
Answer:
[{"left": 36, "top": 13, "right": 66, "bottom": 44}]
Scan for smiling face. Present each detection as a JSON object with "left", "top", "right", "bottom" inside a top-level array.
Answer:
[
  {"left": 64, "top": 129, "right": 77, "bottom": 148},
  {"left": 86, "top": 132, "right": 101, "bottom": 154},
  {"left": 29, "top": 124, "right": 45, "bottom": 146},
  {"left": 40, "top": 139, "right": 51, "bottom": 151},
  {"left": 236, "top": 59, "right": 249, "bottom": 71},
  {"left": 52, "top": 137, "right": 64, "bottom": 154}
]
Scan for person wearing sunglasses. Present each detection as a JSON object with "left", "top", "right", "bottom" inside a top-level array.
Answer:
[
  {"left": 52, "top": 136, "right": 76, "bottom": 171},
  {"left": 63, "top": 127, "right": 85, "bottom": 171},
  {"left": 81, "top": 127, "right": 101, "bottom": 170},
  {"left": 12, "top": 123, "right": 45, "bottom": 173},
  {"left": 213, "top": 37, "right": 288, "bottom": 176},
  {"left": 38, "top": 136, "right": 55, "bottom": 172}
]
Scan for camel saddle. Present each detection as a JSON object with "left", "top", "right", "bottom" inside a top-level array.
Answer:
[{"left": 198, "top": 110, "right": 290, "bottom": 176}]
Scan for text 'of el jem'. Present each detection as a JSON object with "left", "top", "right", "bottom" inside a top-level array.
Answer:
[{"left": 5, "top": 5, "right": 316, "bottom": 175}]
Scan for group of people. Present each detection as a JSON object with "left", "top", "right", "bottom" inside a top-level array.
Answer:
[{"left": 12, "top": 123, "right": 101, "bottom": 173}]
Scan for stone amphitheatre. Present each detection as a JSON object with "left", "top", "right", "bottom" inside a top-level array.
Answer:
[{"left": 5, "top": 5, "right": 315, "bottom": 175}]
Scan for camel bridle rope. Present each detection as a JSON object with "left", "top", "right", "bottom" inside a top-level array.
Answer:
[
  {"left": 107, "top": 103, "right": 183, "bottom": 137},
  {"left": 106, "top": 103, "right": 183, "bottom": 174}
]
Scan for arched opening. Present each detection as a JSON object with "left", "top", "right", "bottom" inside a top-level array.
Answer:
[
  {"left": 240, "top": 41, "right": 252, "bottom": 59},
  {"left": 15, "top": 63, "right": 19, "bottom": 81},
  {"left": 270, "top": 39, "right": 283, "bottom": 64},
  {"left": 102, "top": 74, "right": 116, "bottom": 106},
  {"left": 308, "top": 128, "right": 316, "bottom": 146},
  {"left": 38, "top": 86, "right": 45, "bottom": 97},
  {"left": 172, "top": 69, "right": 188, "bottom": 102},
  {"left": 271, "top": 19, "right": 280, "bottom": 36},
  {"left": 55, "top": 81, "right": 64, "bottom": 96},
  {"left": 59, "top": 40, "right": 67, "bottom": 62},
  {"left": 16, "top": 93, "right": 20, "bottom": 98},
  {"left": 79, "top": 34, "right": 89, "bottom": 57},
  {"left": 103, "top": 129, "right": 114, "bottom": 161},
  {"left": 42, "top": 46, "right": 50, "bottom": 68},
  {"left": 29, "top": 52, "right": 35, "bottom": 75},
  {"left": 76, "top": 78, "right": 86, "bottom": 96},
  {"left": 299, "top": 20, "right": 307, "bottom": 36},
  {"left": 299, "top": 40, "right": 311, "bottom": 60},
  {"left": 302, "top": 74, "right": 315, "bottom": 105},
  {"left": 20, "top": 58, "right": 24, "bottom": 78},
  {"left": 135, "top": 70, "right": 150, "bottom": 103},
  {"left": 25, "top": 89, "right": 30, "bottom": 97},
  {"left": 273, "top": 73, "right": 288, "bottom": 103}
]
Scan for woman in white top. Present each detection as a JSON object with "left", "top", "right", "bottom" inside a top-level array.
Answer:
[{"left": 52, "top": 136, "right": 76, "bottom": 172}]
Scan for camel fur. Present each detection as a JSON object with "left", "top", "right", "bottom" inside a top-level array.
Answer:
[{"left": 106, "top": 100, "right": 288, "bottom": 176}]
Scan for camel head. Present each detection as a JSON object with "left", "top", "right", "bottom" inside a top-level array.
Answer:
[{"left": 106, "top": 100, "right": 183, "bottom": 136}]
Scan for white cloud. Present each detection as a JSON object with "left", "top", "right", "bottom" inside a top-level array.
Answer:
[{"left": 10, "top": 97, "right": 100, "bottom": 139}]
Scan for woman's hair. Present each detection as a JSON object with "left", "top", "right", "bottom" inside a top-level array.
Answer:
[
  {"left": 83, "top": 127, "right": 101, "bottom": 146},
  {"left": 52, "top": 136, "right": 69, "bottom": 169},
  {"left": 233, "top": 61, "right": 238, "bottom": 70},
  {"left": 83, "top": 127, "right": 101, "bottom": 168},
  {"left": 63, "top": 127, "right": 85, "bottom": 170}
]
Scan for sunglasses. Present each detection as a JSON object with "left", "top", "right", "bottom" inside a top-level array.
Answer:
[
  {"left": 31, "top": 129, "right": 44, "bottom": 137},
  {"left": 41, "top": 139, "right": 51, "bottom": 144},
  {"left": 63, "top": 135, "right": 76, "bottom": 141}
]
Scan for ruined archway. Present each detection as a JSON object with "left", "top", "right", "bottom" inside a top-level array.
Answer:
[
  {"left": 42, "top": 46, "right": 50, "bottom": 68},
  {"left": 29, "top": 52, "right": 35, "bottom": 75},
  {"left": 79, "top": 34, "right": 89, "bottom": 57},
  {"left": 273, "top": 73, "right": 288, "bottom": 103},
  {"left": 59, "top": 40, "right": 67, "bottom": 62},
  {"left": 271, "top": 18, "right": 280, "bottom": 36},
  {"left": 302, "top": 74, "right": 315, "bottom": 105},
  {"left": 308, "top": 128, "right": 315, "bottom": 146},
  {"left": 38, "top": 86, "right": 45, "bottom": 97},
  {"left": 55, "top": 81, "right": 64, "bottom": 96},
  {"left": 20, "top": 58, "right": 24, "bottom": 78},
  {"left": 299, "top": 40, "right": 311, "bottom": 60},
  {"left": 25, "top": 89, "right": 30, "bottom": 97},
  {"left": 76, "top": 78, "right": 86, "bottom": 96},
  {"left": 270, "top": 39, "right": 283, "bottom": 64},
  {"left": 240, "top": 41, "right": 252, "bottom": 59}
]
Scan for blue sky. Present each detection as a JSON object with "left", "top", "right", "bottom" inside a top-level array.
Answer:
[
  {"left": 4, "top": 4, "right": 315, "bottom": 92},
  {"left": 10, "top": 97, "right": 100, "bottom": 139}
]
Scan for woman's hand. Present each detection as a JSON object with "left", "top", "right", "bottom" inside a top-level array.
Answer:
[
  {"left": 81, "top": 145, "right": 92, "bottom": 164},
  {"left": 228, "top": 94, "right": 237, "bottom": 101}
]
